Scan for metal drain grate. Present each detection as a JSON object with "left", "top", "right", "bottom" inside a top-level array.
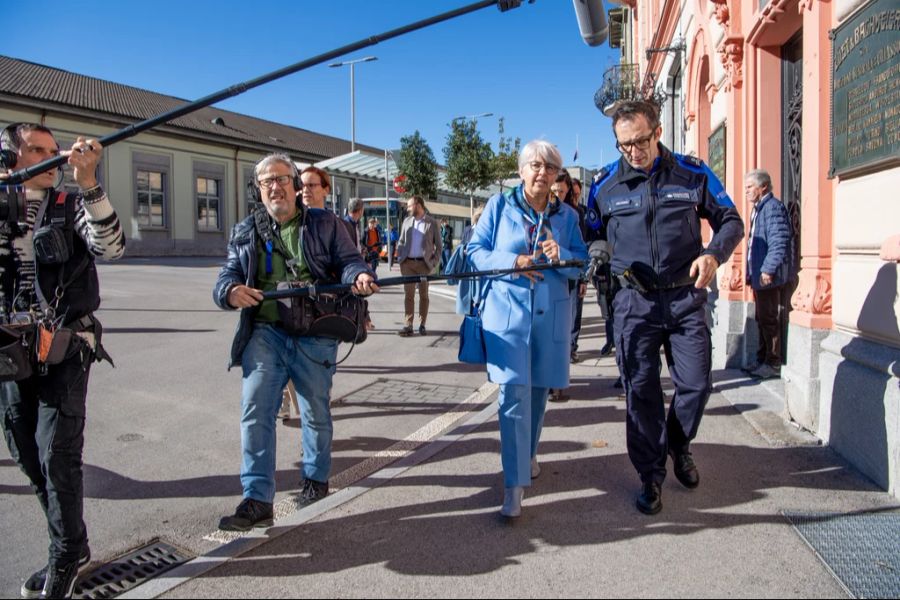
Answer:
[
  {"left": 75, "top": 540, "right": 193, "bottom": 599},
  {"left": 784, "top": 511, "right": 900, "bottom": 599}
]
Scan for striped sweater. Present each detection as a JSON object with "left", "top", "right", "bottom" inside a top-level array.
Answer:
[{"left": 0, "top": 187, "right": 125, "bottom": 315}]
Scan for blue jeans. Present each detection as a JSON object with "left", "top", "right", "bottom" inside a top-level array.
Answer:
[
  {"left": 498, "top": 384, "right": 549, "bottom": 488},
  {"left": 240, "top": 324, "right": 338, "bottom": 503}
]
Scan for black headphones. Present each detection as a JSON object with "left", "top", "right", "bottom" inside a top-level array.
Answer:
[
  {"left": 0, "top": 122, "right": 23, "bottom": 170},
  {"left": 0, "top": 122, "right": 67, "bottom": 189},
  {"left": 247, "top": 158, "right": 302, "bottom": 204}
]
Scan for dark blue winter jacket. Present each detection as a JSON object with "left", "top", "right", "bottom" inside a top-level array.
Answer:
[
  {"left": 213, "top": 205, "right": 370, "bottom": 368},
  {"left": 586, "top": 144, "right": 744, "bottom": 289},
  {"left": 746, "top": 193, "right": 792, "bottom": 290}
]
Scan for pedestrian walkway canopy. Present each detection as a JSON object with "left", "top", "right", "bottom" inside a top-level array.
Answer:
[{"left": 315, "top": 150, "right": 501, "bottom": 200}]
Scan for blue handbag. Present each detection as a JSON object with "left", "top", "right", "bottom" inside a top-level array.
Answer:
[{"left": 458, "top": 279, "right": 489, "bottom": 364}]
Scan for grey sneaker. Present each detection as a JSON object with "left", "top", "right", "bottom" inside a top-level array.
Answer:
[
  {"left": 21, "top": 548, "right": 90, "bottom": 599},
  {"left": 750, "top": 364, "right": 780, "bottom": 379}
]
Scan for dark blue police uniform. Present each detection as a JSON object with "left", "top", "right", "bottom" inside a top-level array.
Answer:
[{"left": 586, "top": 144, "right": 743, "bottom": 485}]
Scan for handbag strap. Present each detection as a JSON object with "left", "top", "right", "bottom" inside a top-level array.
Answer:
[{"left": 469, "top": 277, "right": 491, "bottom": 317}]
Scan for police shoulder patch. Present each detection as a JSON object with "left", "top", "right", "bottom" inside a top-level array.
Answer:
[
  {"left": 678, "top": 153, "right": 703, "bottom": 168},
  {"left": 592, "top": 160, "right": 619, "bottom": 185}
]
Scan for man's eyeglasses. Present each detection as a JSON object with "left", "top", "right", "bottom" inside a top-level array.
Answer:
[
  {"left": 528, "top": 161, "right": 561, "bottom": 175},
  {"left": 615, "top": 133, "right": 656, "bottom": 154},
  {"left": 257, "top": 175, "right": 292, "bottom": 188}
]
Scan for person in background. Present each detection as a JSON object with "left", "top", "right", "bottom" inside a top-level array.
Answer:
[
  {"left": 571, "top": 177, "right": 583, "bottom": 205},
  {"left": 440, "top": 217, "right": 454, "bottom": 272},
  {"left": 743, "top": 169, "right": 792, "bottom": 380},
  {"left": 342, "top": 197, "right": 365, "bottom": 255},
  {"left": 395, "top": 196, "right": 441, "bottom": 336},
  {"left": 447, "top": 205, "right": 484, "bottom": 316},
  {"left": 554, "top": 170, "right": 587, "bottom": 365},
  {"left": 467, "top": 140, "right": 588, "bottom": 518},
  {"left": 364, "top": 218, "right": 384, "bottom": 274}
]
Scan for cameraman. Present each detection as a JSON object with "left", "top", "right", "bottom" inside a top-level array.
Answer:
[
  {"left": 0, "top": 122, "right": 124, "bottom": 599},
  {"left": 213, "top": 153, "right": 377, "bottom": 532}
]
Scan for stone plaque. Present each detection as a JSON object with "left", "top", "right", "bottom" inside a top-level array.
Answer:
[
  {"left": 708, "top": 123, "right": 726, "bottom": 183},
  {"left": 830, "top": 0, "right": 900, "bottom": 178}
]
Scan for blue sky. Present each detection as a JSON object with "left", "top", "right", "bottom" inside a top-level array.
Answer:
[{"left": 4, "top": 0, "right": 621, "bottom": 170}]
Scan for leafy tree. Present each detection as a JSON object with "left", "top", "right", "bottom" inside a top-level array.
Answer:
[
  {"left": 396, "top": 130, "right": 438, "bottom": 200},
  {"left": 492, "top": 117, "right": 521, "bottom": 190},
  {"left": 443, "top": 119, "right": 495, "bottom": 219}
]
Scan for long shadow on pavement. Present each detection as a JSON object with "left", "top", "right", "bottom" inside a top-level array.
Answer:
[
  {"left": 179, "top": 372, "right": 897, "bottom": 582},
  {"left": 187, "top": 438, "right": 891, "bottom": 581}
]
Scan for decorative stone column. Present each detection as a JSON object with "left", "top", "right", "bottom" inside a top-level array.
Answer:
[{"left": 781, "top": 0, "right": 835, "bottom": 433}]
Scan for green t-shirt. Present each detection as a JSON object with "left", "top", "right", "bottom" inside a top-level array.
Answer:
[{"left": 255, "top": 213, "right": 312, "bottom": 323}]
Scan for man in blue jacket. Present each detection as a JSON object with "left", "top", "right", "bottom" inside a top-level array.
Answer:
[
  {"left": 587, "top": 101, "right": 744, "bottom": 515},
  {"left": 213, "top": 154, "right": 377, "bottom": 531},
  {"left": 744, "top": 169, "right": 792, "bottom": 380}
]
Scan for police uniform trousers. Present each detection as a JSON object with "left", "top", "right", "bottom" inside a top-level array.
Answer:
[
  {"left": 613, "top": 284, "right": 711, "bottom": 484},
  {"left": 0, "top": 341, "right": 93, "bottom": 565}
]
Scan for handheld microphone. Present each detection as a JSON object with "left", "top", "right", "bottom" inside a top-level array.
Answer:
[
  {"left": 588, "top": 240, "right": 611, "bottom": 265},
  {"left": 587, "top": 240, "right": 612, "bottom": 319},
  {"left": 587, "top": 239, "right": 611, "bottom": 279},
  {"left": 572, "top": 0, "right": 610, "bottom": 47}
]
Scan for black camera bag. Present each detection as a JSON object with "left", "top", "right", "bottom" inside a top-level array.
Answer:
[{"left": 275, "top": 281, "right": 368, "bottom": 344}]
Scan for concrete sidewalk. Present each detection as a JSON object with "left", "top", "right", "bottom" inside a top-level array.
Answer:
[{"left": 124, "top": 298, "right": 899, "bottom": 598}]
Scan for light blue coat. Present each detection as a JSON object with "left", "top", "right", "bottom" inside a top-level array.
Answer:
[{"left": 467, "top": 187, "right": 588, "bottom": 388}]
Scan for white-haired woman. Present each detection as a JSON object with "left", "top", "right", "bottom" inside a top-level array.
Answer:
[{"left": 467, "top": 140, "right": 588, "bottom": 518}]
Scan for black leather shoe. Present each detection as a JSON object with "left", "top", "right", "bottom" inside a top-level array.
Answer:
[
  {"left": 636, "top": 482, "right": 662, "bottom": 515},
  {"left": 218, "top": 498, "right": 274, "bottom": 532},
  {"left": 297, "top": 478, "right": 329, "bottom": 506},
  {"left": 670, "top": 450, "right": 700, "bottom": 489},
  {"left": 600, "top": 342, "right": 613, "bottom": 356},
  {"left": 418, "top": 325, "right": 427, "bottom": 336},
  {"left": 398, "top": 326, "right": 413, "bottom": 337}
]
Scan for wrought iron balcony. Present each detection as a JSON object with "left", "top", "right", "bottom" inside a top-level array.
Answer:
[{"left": 594, "top": 64, "right": 667, "bottom": 116}]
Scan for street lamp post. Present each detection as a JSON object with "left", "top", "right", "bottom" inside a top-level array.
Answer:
[
  {"left": 329, "top": 56, "right": 378, "bottom": 152},
  {"left": 452, "top": 112, "right": 495, "bottom": 222},
  {"left": 452, "top": 112, "right": 494, "bottom": 123}
]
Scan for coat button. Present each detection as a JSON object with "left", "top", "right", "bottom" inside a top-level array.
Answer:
[{"left": 537, "top": 310, "right": 545, "bottom": 315}]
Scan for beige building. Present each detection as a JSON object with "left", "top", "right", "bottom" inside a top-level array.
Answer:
[{"left": 0, "top": 55, "right": 490, "bottom": 255}]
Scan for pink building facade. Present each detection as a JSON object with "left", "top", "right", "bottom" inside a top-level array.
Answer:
[{"left": 611, "top": 0, "right": 900, "bottom": 496}]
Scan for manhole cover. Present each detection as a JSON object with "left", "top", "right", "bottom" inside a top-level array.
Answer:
[
  {"left": 338, "top": 378, "right": 475, "bottom": 407},
  {"left": 75, "top": 540, "right": 193, "bottom": 599},
  {"left": 784, "top": 511, "right": 900, "bottom": 599}
]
